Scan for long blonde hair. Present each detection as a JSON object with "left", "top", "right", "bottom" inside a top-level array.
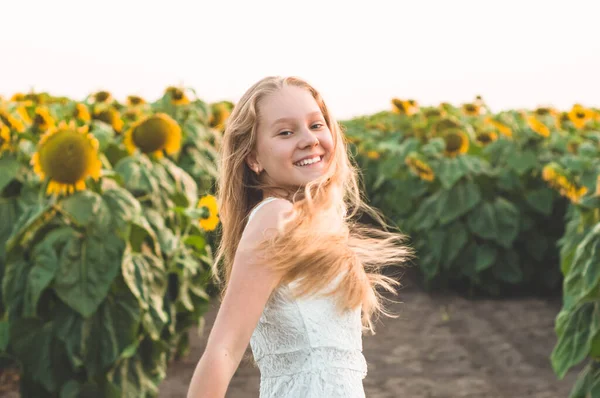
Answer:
[{"left": 213, "top": 76, "right": 413, "bottom": 333}]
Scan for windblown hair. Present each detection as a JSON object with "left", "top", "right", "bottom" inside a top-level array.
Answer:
[{"left": 213, "top": 76, "right": 413, "bottom": 333}]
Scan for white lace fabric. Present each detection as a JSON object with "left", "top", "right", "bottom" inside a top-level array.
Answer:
[{"left": 246, "top": 198, "right": 367, "bottom": 397}]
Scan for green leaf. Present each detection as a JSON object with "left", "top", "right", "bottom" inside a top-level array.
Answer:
[
  {"left": 408, "top": 191, "right": 440, "bottom": 232},
  {"left": 442, "top": 221, "right": 469, "bottom": 268},
  {"left": 467, "top": 198, "right": 519, "bottom": 248},
  {"left": 106, "top": 344, "right": 165, "bottom": 397},
  {"left": 507, "top": 149, "right": 537, "bottom": 175},
  {"left": 0, "top": 154, "right": 20, "bottom": 192},
  {"left": 59, "top": 191, "right": 111, "bottom": 231},
  {"left": 525, "top": 187, "right": 555, "bottom": 216},
  {"left": 475, "top": 244, "right": 498, "bottom": 272},
  {"left": 436, "top": 157, "right": 469, "bottom": 189},
  {"left": 551, "top": 303, "right": 597, "bottom": 379},
  {"left": 2, "top": 258, "right": 29, "bottom": 318},
  {"left": 0, "top": 198, "right": 19, "bottom": 259},
  {"left": 122, "top": 249, "right": 168, "bottom": 340},
  {"left": 492, "top": 250, "right": 522, "bottom": 283},
  {"left": 0, "top": 321, "right": 9, "bottom": 351},
  {"left": 583, "top": 242, "right": 600, "bottom": 295},
  {"left": 436, "top": 179, "right": 482, "bottom": 225},
  {"left": 10, "top": 319, "right": 59, "bottom": 392},
  {"left": 25, "top": 227, "right": 76, "bottom": 316},
  {"left": 53, "top": 231, "right": 125, "bottom": 317},
  {"left": 83, "top": 283, "right": 142, "bottom": 378}
]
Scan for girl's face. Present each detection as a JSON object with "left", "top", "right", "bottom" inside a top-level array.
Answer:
[{"left": 249, "top": 85, "right": 334, "bottom": 191}]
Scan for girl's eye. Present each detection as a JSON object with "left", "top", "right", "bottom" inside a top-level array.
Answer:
[
  {"left": 279, "top": 130, "right": 293, "bottom": 136},
  {"left": 311, "top": 123, "right": 324, "bottom": 129}
]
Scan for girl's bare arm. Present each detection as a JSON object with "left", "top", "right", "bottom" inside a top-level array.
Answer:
[{"left": 186, "top": 199, "right": 291, "bottom": 398}]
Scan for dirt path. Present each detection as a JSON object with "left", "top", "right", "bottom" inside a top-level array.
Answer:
[{"left": 159, "top": 277, "right": 579, "bottom": 398}]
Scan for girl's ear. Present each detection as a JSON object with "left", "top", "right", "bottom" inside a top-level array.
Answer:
[{"left": 245, "top": 152, "right": 262, "bottom": 174}]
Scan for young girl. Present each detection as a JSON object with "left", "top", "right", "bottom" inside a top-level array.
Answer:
[{"left": 187, "top": 76, "right": 412, "bottom": 397}]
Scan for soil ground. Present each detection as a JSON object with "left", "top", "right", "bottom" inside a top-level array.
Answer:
[{"left": 158, "top": 275, "right": 580, "bottom": 398}]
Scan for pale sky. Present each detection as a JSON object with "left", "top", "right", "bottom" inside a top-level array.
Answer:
[{"left": 1, "top": 0, "right": 599, "bottom": 119}]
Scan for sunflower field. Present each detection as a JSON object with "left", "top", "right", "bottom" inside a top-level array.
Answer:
[
  {"left": 2, "top": 87, "right": 600, "bottom": 397},
  {"left": 341, "top": 98, "right": 600, "bottom": 397},
  {"left": 0, "top": 89, "right": 230, "bottom": 397}
]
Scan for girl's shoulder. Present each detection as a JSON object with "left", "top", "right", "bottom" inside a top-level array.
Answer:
[{"left": 247, "top": 197, "right": 292, "bottom": 225}]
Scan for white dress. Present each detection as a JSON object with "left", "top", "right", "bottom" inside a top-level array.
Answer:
[{"left": 247, "top": 197, "right": 367, "bottom": 398}]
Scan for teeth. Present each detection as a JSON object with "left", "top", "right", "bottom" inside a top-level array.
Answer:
[{"left": 295, "top": 156, "right": 321, "bottom": 166}]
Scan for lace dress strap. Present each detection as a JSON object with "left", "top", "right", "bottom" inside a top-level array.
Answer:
[{"left": 247, "top": 197, "right": 278, "bottom": 224}]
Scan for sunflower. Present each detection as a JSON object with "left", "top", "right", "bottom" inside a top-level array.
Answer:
[
  {"left": 122, "top": 107, "right": 143, "bottom": 123},
  {"left": 555, "top": 111, "right": 570, "bottom": 130},
  {"left": 73, "top": 103, "right": 91, "bottom": 122},
  {"left": 165, "top": 86, "right": 190, "bottom": 105},
  {"left": 93, "top": 91, "right": 113, "bottom": 103},
  {"left": 542, "top": 163, "right": 588, "bottom": 203},
  {"left": 126, "top": 95, "right": 146, "bottom": 106},
  {"left": 442, "top": 129, "right": 470, "bottom": 157},
  {"left": 527, "top": 116, "right": 550, "bottom": 137},
  {"left": 31, "top": 121, "right": 102, "bottom": 195},
  {"left": 0, "top": 109, "right": 26, "bottom": 133},
  {"left": 568, "top": 104, "right": 594, "bottom": 129},
  {"left": 534, "top": 107, "right": 558, "bottom": 117},
  {"left": 32, "top": 107, "right": 55, "bottom": 131},
  {"left": 431, "top": 117, "right": 462, "bottom": 136},
  {"left": 16, "top": 106, "right": 32, "bottom": 124},
  {"left": 366, "top": 150, "right": 380, "bottom": 159},
  {"left": 391, "top": 98, "right": 418, "bottom": 115},
  {"left": 10, "top": 93, "right": 26, "bottom": 102},
  {"left": 439, "top": 102, "right": 453, "bottom": 112},
  {"left": 405, "top": 153, "right": 435, "bottom": 181},
  {"left": 484, "top": 117, "right": 512, "bottom": 138},
  {"left": 475, "top": 130, "right": 498, "bottom": 146},
  {"left": 93, "top": 107, "right": 123, "bottom": 133},
  {"left": 197, "top": 194, "right": 219, "bottom": 231},
  {"left": 423, "top": 108, "right": 446, "bottom": 119},
  {"left": 9, "top": 93, "right": 34, "bottom": 107},
  {"left": 209, "top": 101, "right": 233, "bottom": 131},
  {"left": 461, "top": 103, "right": 481, "bottom": 116},
  {"left": 0, "top": 122, "right": 12, "bottom": 153},
  {"left": 123, "top": 113, "right": 182, "bottom": 158}
]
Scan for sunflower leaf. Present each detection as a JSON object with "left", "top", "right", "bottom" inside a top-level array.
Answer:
[
  {"left": 436, "top": 179, "right": 482, "bottom": 225},
  {"left": 525, "top": 187, "right": 555, "bottom": 216},
  {"left": 435, "top": 157, "right": 469, "bottom": 189},
  {"left": 0, "top": 154, "right": 20, "bottom": 193},
  {"left": 551, "top": 303, "right": 597, "bottom": 379},
  {"left": 507, "top": 149, "right": 537, "bottom": 175},
  {"left": 53, "top": 231, "right": 125, "bottom": 318},
  {"left": 121, "top": 248, "right": 168, "bottom": 340}
]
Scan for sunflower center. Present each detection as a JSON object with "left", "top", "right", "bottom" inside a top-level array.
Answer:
[
  {"left": 435, "top": 118, "right": 461, "bottom": 132},
  {"left": 94, "top": 110, "right": 116, "bottom": 125},
  {"left": 95, "top": 91, "right": 111, "bottom": 102},
  {"left": 444, "top": 133, "right": 463, "bottom": 152},
  {"left": 132, "top": 117, "right": 173, "bottom": 153},
  {"left": 39, "top": 130, "right": 95, "bottom": 184},
  {"left": 34, "top": 114, "right": 45, "bottom": 125},
  {"left": 478, "top": 133, "right": 492, "bottom": 143},
  {"left": 171, "top": 89, "right": 184, "bottom": 101},
  {"left": 576, "top": 112, "right": 585, "bottom": 119}
]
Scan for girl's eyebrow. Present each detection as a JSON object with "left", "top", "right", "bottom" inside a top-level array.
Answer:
[{"left": 271, "top": 111, "right": 322, "bottom": 127}]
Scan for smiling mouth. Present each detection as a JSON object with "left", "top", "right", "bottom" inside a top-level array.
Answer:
[{"left": 294, "top": 155, "right": 323, "bottom": 167}]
